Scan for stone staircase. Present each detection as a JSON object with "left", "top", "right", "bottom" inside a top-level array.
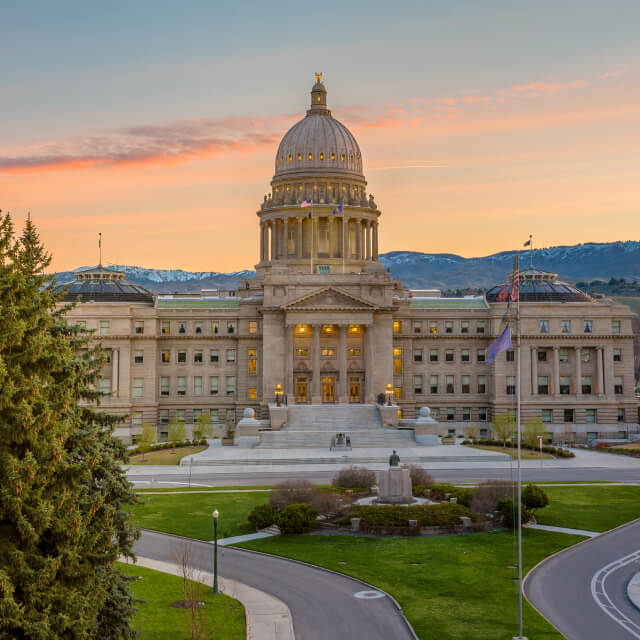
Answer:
[{"left": 257, "top": 404, "right": 417, "bottom": 449}]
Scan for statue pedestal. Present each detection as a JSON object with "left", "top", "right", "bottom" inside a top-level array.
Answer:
[{"left": 378, "top": 467, "right": 412, "bottom": 504}]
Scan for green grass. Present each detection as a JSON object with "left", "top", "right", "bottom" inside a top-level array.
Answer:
[
  {"left": 134, "top": 486, "right": 272, "bottom": 493},
  {"left": 128, "top": 446, "right": 207, "bottom": 465},
  {"left": 118, "top": 562, "right": 245, "bottom": 640},
  {"left": 534, "top": 485, "right": 640, "bottom": 531},
  {"left": 129, "top": 491, "right": 270, "bottom": 539},
  {"left": 237, "top": 530, "right": 581, "bottom": 640}
]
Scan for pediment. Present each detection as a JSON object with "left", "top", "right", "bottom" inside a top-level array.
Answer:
[
  {"left": 283, "top": 287, "right": 376, "bottom": 311},
  {"left": 294, "top": 361, "right": 310, "bottom": 373}
]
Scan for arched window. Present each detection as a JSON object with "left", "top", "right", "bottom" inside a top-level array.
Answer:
[
  {"left": 319, "top": 152, "right": 324, "bottom": 160},
  {"left": 288, "top": 154, "right": 292, "bottom": 162},
  {"left": 331, "top": 152, "right": 335, "bottom": 160},
  {"left": 280, "top": 156, "right": 284, "bottom": 164},
  {"left": 297, "top": 153, "right": 302, "bottom": 161},
  {"left": 340, "top": 153, "right": 345, "bottom": 162},
  {"left": 308, "top": 152, "right": 313, "bottom": 161}
]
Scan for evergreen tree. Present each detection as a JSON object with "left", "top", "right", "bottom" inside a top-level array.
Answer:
[{"left": 0, "top": 213, "right": 139, "bottom": 640}]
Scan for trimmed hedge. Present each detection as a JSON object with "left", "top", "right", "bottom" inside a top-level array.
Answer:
[
  {"left": 475, "top": 439, "right": 574, "bottom": 458},
  {"left": 595, "top": 446, "right": 640, "bottom": 459},
  {"left": 412, "top": 483, "right": 472, "bottom": 507},
  {"left": 275, "top": 503, "right": 318, "bottom": 534},
  {"left": 130, "top": 439, "right": 207, "bottom": 456},
  {"left": 351, "top": 503, "right": 477, "bottom": 528}
]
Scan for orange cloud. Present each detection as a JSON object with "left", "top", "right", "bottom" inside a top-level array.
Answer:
[{"left": 507, "top": 80, "right": 588, "bottom": 93}]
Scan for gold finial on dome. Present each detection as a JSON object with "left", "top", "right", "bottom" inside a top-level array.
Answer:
[{"left": 315, "top": 72, "right": 322, "bottom": 83}]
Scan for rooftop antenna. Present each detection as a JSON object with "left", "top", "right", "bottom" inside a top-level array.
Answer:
[{"left": 98, "top": 232, "right": 102, "bottom": 266}]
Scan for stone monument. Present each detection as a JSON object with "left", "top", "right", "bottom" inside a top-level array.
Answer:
[
  {"left": 378, "top": 452, "right": 412, "bottom": 504},
  {"left": 413, "top": 406, "right": 441, "bottom": 446},
  {"left": 235, "top": 408, "right": 261, "bottom": 447}
]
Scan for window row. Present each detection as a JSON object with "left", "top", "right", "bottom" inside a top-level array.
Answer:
[
  {"left": 405, "top": 374, "right": 489, "bottom": 396},
  {"left": 538, "top": 319, "right": 621, "bottom": 334},
  {"left": 295, "top": 347, "right": 362, "bottom": 357},
  {"left": 159, "top": 320, "right": 257, "bottom": 336},
  {"left": 428, "top": 407, "right": 490, "bottom": 422},
  {"left": 395, "top": 347, "right": 487, "bottom": 372},
  {"left": 511, "top": 375, "right": 624, "bottom": 395},
  {"left": 156, "top": 348, "right": 257, "bottom": 372},
  {"left": 540, "top": 407, "right": 627, "bottom": 424},
  {"left": 393, "top": 320, "right": 486, "bottom": 335}
]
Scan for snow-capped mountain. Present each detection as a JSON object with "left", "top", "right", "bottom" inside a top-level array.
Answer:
[{"left": 54, "top": 241, "right": 640, "bottom": 291}]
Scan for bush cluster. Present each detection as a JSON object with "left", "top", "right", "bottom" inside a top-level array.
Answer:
[
  {"left": 414, "top": 482, "right": 472, "bottom": 507},
  {"left": 470, "top": 480, "right": 515, "bottom": 514},
  {"left": 405, "top": 464, "right": 435, "bottom": 486},
  {"left": 595, "top": 445, "right": 640, "bottom": 459},
  {"left": 332, "top": 465, "right": 376, "bottom": 489},
  {"left": 351, "top": 503, "right": 476, "bottom": 528},
  {"left": 248, "top": 504, "right": 276, "bottom": 530},
  {"left": 269, "top": 480, "right": 315, "bottom": 510},
  {"left": 475, "top": 438, "right": 574, "bottom": 458},
  {"left": 275, "top": 504, "right": 318, "bottom": 534},
  {"left": 130, "top": 438, "right": 207, "bottom": 455}
]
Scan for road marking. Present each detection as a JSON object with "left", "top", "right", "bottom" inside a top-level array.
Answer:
[
  {"left": 354, "top": 590, "right": 385, "bottom": 600},
  {"left": 590, "top": 550, "right": 640, "bottom": 639}
]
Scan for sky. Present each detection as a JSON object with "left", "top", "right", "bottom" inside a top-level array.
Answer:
[{"left": 1, "top": 1, "right": 639, "bottom": 272}]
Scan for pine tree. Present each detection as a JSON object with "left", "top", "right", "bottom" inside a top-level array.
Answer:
[{"left": 0, "top": 213, "right": 139, "bottom": 639}]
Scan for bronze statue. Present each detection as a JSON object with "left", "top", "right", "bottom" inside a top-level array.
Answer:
[{"left": 389, "top": 450, "right": 400, "bottom": 467}]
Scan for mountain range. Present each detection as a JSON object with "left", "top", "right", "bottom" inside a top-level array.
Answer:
[{"left": 54, "top": 240, "right": 640, "bottom": 292}]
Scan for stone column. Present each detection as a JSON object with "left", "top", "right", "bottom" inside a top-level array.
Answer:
[
  {"left": 531, "top": 347, "right": 538, "bottom": 395},
  {"left": 365, "top": 220, "right": 371, "bottom": 260},
  {"left": 603, "top": 344, "right": 614, "bottom": 397},
  {"left": 311, "top": 324, "right": 321, "bottom": 403},
  {"left": 373, "top": 222, "right": 379, "bottom": 259},
  {"left": 552, "top": 346, "right": 560, "bottom": 396},
  {"left": 338, "top": 325, "right": 348, "bottom": 403},
  {"left": 596, "top": 346, "right": 604, "bottom": 396},
  {"left": 283, "top": 217, "right": 288, "bottom": 258},
  {"left": 329, "top": 217, "right": 335, "bottom": 258},
  {"left": 285, "top": 325, "right": 294, "bottom": 398},
  {"left": 259, "top": 223, "right": 264, "bottom": 261},
  {"left": 270, "top": 220, "right": 276, "bottom": 262},
  {"left": 365, "top": 324, "right": 374, "bottom": 403},
  {"left": 111, "top": 348, "right": 119, "bottom": 396},
  {"left": 312, "top": 216, "right": 318, "bottom": 263},
  {"left": 297, "top": 218, "right": 303, "bottom": 258},
  {"left": 575, "top": 346, "right": 582, "bottom": 397}
]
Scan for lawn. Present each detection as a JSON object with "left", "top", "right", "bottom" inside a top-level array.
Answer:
[
  {"left": 128, "top": 445, "right": 208, "bottom": 465},
  {"left": 135, "top": 486, "right": 272, "bottom": 493},
  {"left": 237, "top": 530, "right": 581, "bottom": 640},
  {"left": 467, "top": 444, "right": 553, "bottom": 460},
  {"left": 534, "top": 484, "right": 640, "bottom": 532},
  {"left": 129, "top": 491, "right": 270, "bottom": 539},
  {"left": 118, "top": 562, "right": 245, "bottom": 640}
]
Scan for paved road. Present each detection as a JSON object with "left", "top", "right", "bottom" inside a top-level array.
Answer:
[
  {"left": 525, "top": 518, "right": 640, "bottom": 639},
  {"left": 135, "top": 529, "right": 415, "bottom": 640},
  {"left": 128, "top": 467, "right": 640, "bottom": 486}
]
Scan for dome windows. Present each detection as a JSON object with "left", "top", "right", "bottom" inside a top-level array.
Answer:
[
  {"left": 280, "top": 156, "right": 284, "bottom": 165},
  {"left": 288, "top": 154, "right": 292, "bottom": 163},
  {"left": 319, "top": 152, "right": 324, "bottom": 161},
  {"left": 340, "top": 153, "right": 345, "bottom": 162},
  {"left": 308, "top": 152, "right": 313, "bottom": 161},
  {"left": 297, "top": 153, "right": 302, "bottom": 161},
  {"left": 331, "top": 152, "right": 335, "bottom": 161}
]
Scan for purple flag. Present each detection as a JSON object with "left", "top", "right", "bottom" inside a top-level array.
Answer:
[{"left": 486, "top": 325, "right": 512, "bottom": 363}]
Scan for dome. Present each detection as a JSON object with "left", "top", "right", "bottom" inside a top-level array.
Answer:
[
  {"left": 486, "top": 266, "right": 593, "bottom": 303},
  {"left": 55, "top": 265, "right": 154, "bottom": 303},
  {"left": 273, "top": 75, "right": 364, "bottom": 180}
]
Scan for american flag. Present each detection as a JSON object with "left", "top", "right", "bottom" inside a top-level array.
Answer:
[
  {"left": 509, "top": 254, "right": 520, "bottom": 302},
  {"left": 300, "top": 199, "right": 312, "bottom": 208}
]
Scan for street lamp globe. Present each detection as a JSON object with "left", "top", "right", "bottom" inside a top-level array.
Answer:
[{"left": 213, "top": 509, "right": 219, "bottom": 519}]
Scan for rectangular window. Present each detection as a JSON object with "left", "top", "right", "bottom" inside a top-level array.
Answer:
[
  {"left": 226, "top": 376, "right": 236, "bottom": 396},
  {"left": 177, "top": 351, "right": 186, "bottom": 364},
  {"left": 613, "top": 348, "right": 622, "bottom": 362},
  {"left": 209, "top": 376, "right": 219, "bottom": 395},
  {"left": 248, "top": 348, "right": 257, "bottom": 374},
  {"left": 413, "top": 375, "right": 423, "bottom": 395},
  {"left": 477, "top": 375, "right": 486, "bottom": 394},
  {"left": 193, "top": 408, "right": 202, "bottom": 422},
  {"left": 431, "top": 408, "right": 440, "bottom": 419},
  {"left": 99, "top": 320, "right": 110, "bottom": 336},
  {"left": 393, "top": 320, "right": 402, "bottom": 334},
  {"left": 413, "top": 321, "right": 422, "bottom": 334},
  {"left": 479, "top": 407, "right": 488, "bottom": 422},
  {"left": 561, "top": 320, "right": 572, "bottom": 334},
  {"left": 429, "top": 321, "right": 438, "bottom": 335},
  {"left": 210, "top": 349, "right": 219, "bottom": 364},
  {"left": 249, "top": 321, "right": 257, "bottom": 334},
  {"left": 296, "top": 348, "right": 309, "bottom": 357},
  {"left": 135, "top": 321, "right": 144, "bottom": 334},
  {"left": 194, "top": 350, "right": 203, "bottom": 364},
  {"left": 430, "top": 375, "right": 439, "bottom": 394},
  {"left": 560, "top": 376, "right": 571, "bottom": 395},
  {"left": 99, "top": 378, "right": 111, "bottom": 393},
  {"left": 581, "top": 376, "right": 592, "bottom": 395},
  {"left": 194, "top": 322, "right": 203, "bottom": 335},
  {"left": 393, "top": 348, "right": 402, "bottom": 374},
  {"left": 210, "top": 409, "right": 219, "bottom": 423},
  {"left": 76, "top": 320, "right": 87, "bottom": 329},
  {"left": 227, "top": 322, "right": 236, "bottom": 335},
  {"left": 321, "top": 348, "right": 335, "bottom": 357},
  {"left": 429, "top": 349, "right": 439, "bottom": 363},
  {"left": 614, "top": 376, "right": 623, "bottom": 394},
  {"left": 461, "top": 321, "right": 469, "bottom": 334},
  {"left": 559, "top": 348, "right": 569, "bottom": 363},
  {"left": 476, "top": 321, "right": 485, "bottom": 334},
  {"left": 413, "top": 349, "right": 423, "bottom": 363},
  {"left": 539, "top": 320, "right": 550, "bottom": 334},
  {"left": 159, "top": 377, "right": 169, "bottom": 396},
  {"left": 477, "top": 349, "right": 486, "bottom": 363},
  {"left": 538, "top": 375, "right": 549, "bottom": 395},
  {"left": 446, "top": 375, "right": 455, "bottom": 394},
  {"left": 445, "top": 349, "right": 454, "bottom": 363},
  {"left": 612, "top": 320, "right": 621, "bottom": 334},
  {"left": 161, "top": 321, "right": 170, "bottom": 335},
  {"left": 583, "top": 320, "right": 593, "bottom": 334},
  {"left": 193, "top": 376, "right": 203, "bottom": 396},
  {"left": 463, "top": 407, "right": 471, "bottom": 422},
  {"left": 248, "top": 387, "right": 257, "bottom": 400},
  {"left": 176, "top": 409, "right": 185, "bottom": 423},
  {"left": 541, "top": 409, "right": 552, "bottom": 424},
  {"left": 617, "top": 408, "right": 625, "bottom": 423},
  {"left": 348, "top": 348, "right": 360, "bottom": 357},
  {"left": 461, "top": 349, "right": 470, "bottom": 363},
  {"left": 161, "top": 350, "right": 170, "bottom": 363},
  {"left": 506, "top": 376, "right": 516, "bottom": 395},
  {"left": 585, "top": 408, "right": 597, "bottom": 424},
  {"left": 177, "top": 376, "right": 186, "bottom": 396},
  {"left": 226, "top": 349, "right": 236, "bottom": 363},
  {"left": 159, "top": 409, "right": 169, "bottom": 425},
  {"left": 564, "top": 409, "right": 574, "bottom": 423},
  {"left": 134, "top": 350, "right": 144, "bottom": 364},
  {"left": 211, "top": 321, "right": 219, "bottom": 335},
  {"left": 447, "top": 407, "right": 455, "bottom": 421},
  {"left": 506, "top": 350, "right": 515, "bottom": 362},
  {"left": 178, "top": 322, "right": 187, "bottom": 334},
  {"left": 538, "top": 350, "right": 547, "bottom": 362},
  {"left": 461, "top": 375, "right": 470, "bottom": 394},
  {"left": 132, "top": 412, "right": 143, "bottom": 427},
  {"left": 445, "top": 320, "right": 453, "bottom": 334},
  {"left": 394, "top": 386, "right": 402, "bottom": 399},
  {"left": 581, "top": 350, "right": 591, "bottom": 363}
]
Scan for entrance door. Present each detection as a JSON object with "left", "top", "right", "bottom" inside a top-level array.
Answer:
[
  {"left": 295, "top": 377, "right": 308, "bottom": 403},
  {"left": 349, "top": 376, "right": 361, "bottom": 403},
  {"left": 322, "top": 377, "right": 335, "bottom": 403}
]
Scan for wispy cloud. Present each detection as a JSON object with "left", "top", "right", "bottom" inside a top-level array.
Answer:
[{"left": 506, "top": 80, "right": 588, "bottom": 94}]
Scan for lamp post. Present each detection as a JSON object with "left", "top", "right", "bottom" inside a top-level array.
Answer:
[
  {"left": 385, "top": 383, "right": 393, "bottom": 407},
  {"left": 537, "top": 435, "right": 544, "bottom": 468},
  {"left": 275, "top": 383, "right": 283, "bottom": 407},
  {"left": 212, "top": 509, "right": 219, "bottom": 594}
]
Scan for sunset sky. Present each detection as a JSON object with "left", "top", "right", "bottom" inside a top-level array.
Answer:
[{"left": 2, "top": 1, "right": 639, "bottom": 273}]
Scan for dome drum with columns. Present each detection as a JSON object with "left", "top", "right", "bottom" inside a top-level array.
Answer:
[{"left": 256, "top": 75, "right": 381, "bottom": 275}]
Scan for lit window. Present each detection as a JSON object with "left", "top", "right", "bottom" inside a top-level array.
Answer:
[
  {"left": 296, "top": 348, "right": 309, "bottom": 357},
  {"left": 308, "top": 152, "right": 313, "bottom": 161},
  {"left": 248, "top": 348, "right": 257, "bottom": 374},
  {"left": 288, "top": 154, "right": 292, "bottom": 162},
  {"left": 321, "top": 348, "right": 335, "bottom": 357},
  {"left": 161, "top": 321, "right": 170, "bottom": 334},
  {"left": 341, "top": 153, "right": 345, "bottom": 162},
  {"left": 135, "top": 321, "right": 144, "bottom": 334},
  {"left": 211, "top": 322, "right": 219, "bottom": 335},
  {"left": 393, "top": 348, "right": 402, "bottom": 374},
  {"left": 133, "top": 378, "right": 144, "bottom": 398},
  {"left": 348, "top": 348, "right": 361, "bottom": 356},
  {"left": 249, "top": 321, "right": 257, "bottom": 334},
  {"left": 394, "top": 386, "right": 402, "bottom": 399},
  {"left": 331, "top": 152, "right": 335, "bottom": 160},
  {"left": 248, "top": 387, "right": 257, "bottom": 400},
  {"left": 297, "top": 153, "right": 302, "bottom": 161},
  {"left": 393, "top": 320, "right": 402, "bottom": 334},
  {"left": 429, "top": 321, "right": 437, "bottom": 335},
  {"left": 319, "top": 152, "right": 324, "bottom": 160},
  {"left": 161, "top": 350, "right": 170, "bottom": 363}
]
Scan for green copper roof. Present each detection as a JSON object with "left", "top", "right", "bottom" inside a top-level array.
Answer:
[
  {"left": 156, "top": 299, "right": 241, "bottom": 309},
  {"left": 409, "top": 298, "right": 488, "bottom": 309}
]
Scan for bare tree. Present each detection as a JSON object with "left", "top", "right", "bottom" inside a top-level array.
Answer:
[{"left": 173, "top": 541, "right": 205, "bottom": 640}]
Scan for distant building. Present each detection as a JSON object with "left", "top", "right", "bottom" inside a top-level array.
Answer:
[{"left": 58, "top": 77, "right": 639, "bottom": 444}]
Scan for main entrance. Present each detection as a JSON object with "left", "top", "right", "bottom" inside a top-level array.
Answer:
[
  {"left": 322, "top": 376, "right": 335, "bottom": 403},
  {"left": 349, "top": 376, "right": 361, "bottom": 403},
  {"left": 295, "top": 377, "right": 308, "bottom": 403}
]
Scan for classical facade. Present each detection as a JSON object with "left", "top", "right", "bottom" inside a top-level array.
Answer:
[{"left": 58, "top": 76, "right": 639, "bottom": 444}]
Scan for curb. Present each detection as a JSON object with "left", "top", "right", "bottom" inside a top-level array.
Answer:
[{"left": 627, "top": 572, "right": 640, "bottom": 612}]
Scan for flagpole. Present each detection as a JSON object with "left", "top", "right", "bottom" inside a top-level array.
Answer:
[
  {"left": 529, "top": 234, "right": 533, "bottom": 268},
  {"left": 516, "top": 250, "right": 524, "bottom": 640}
]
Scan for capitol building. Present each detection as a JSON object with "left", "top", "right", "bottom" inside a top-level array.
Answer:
[{"left": 59, "top": 76, "right": 639, "bottom": 446}]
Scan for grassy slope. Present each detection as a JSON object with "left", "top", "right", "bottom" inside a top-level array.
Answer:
[
  {"left": 467, "top": 444, "right": 553, "bottom": 460},
  {"left": 119, "top": 562, "right": 245, "bottom": 640},
  {"left": 238, "top": 530, "right": 580, "bottom": 640},
  {"left": 128, "top": 445, "right": 207, "bottom": 465},
  {"left": 129, "top": 491, "right": 269, "bottom": 539}
]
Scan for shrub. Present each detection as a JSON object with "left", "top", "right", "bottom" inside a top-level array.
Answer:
[
  {"left": 428, "top": 483, "right": 455, "bottom": 501},
  {"left": 471, "top": 480, "right": 515, "bottom": 515},
  {"left": 310, "top": 488, "right": 352, "bottom": 519},
  {"left": 332, "top": 465, "right": 376, "bottom": 489},
  {"left": 405, "top": 464, "right": 435, "bottom": 487},
  {"left": 522, "top": 484, "right": 549, "bottom": 512},
  {"left": 450, "top": 487, "right": 472, "bottom": 508},
  {"left": 248, "top": 504, "right": 276, "bottom": 531},
  {"left": 275, "top": 503, "right": 318, "bottom": 534},
  {"left": 351, "top": 503, "right": 476, "bottom": 528},
  {"left": 270, "top": 480, "right": 314, "bottom": 510},
  {"left": 496, "top": 498, "right": 532, "bottom": 529}
]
